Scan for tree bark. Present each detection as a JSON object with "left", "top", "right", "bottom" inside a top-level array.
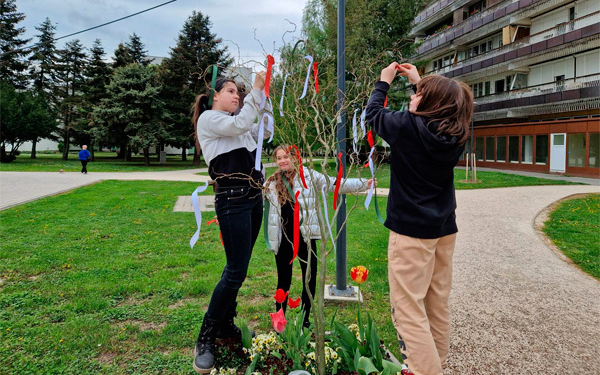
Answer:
[
  {"left": 61, "top": 131, "right": 70, "bottom": 160},
  {"left": 143, "top": 147, "right": 150, "bottom": 166},
  {"left": 31, "top": 139, "right": 37, "bottom": 159},
  {"left": 182, "top": 147, "right": 187, "bottom": 162}
]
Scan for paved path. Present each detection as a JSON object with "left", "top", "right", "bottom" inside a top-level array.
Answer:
[{"left": 1, "top": 170, "right": 599, "bottom": 374}]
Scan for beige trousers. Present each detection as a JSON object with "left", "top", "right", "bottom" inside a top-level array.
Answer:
[{"left": 388, "top": 231, "right": 456, "bottom": 375}]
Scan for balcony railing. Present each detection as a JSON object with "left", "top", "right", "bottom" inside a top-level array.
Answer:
[
  {"left": 412, "top": 0, "right": 458, "bottom": 28},
  {"left": 474, "top": 74, "right": 600, "bottom": 105},
  {"left": 425, "top": 10, "right": 600, "bottom": 76}
]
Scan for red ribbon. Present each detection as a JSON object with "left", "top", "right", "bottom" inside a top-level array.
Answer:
[
  {"left": 291, "top": 190, "right": 301, "bottom": 264},
  {"left": 367, "top": 130, "right": 374, "bottom": 148},
  {"left": 288, "top": 145, "right": 308, "bottom": 189},
  {"left": 206, "top": 219, "right": 223, "bottom": 246},
  {"left": 333, "top": 152, "right": 343, "bottom": 210},
  {"left": 384, "top": 96, "right": 388, "bottom": 107},
  {"left": 313, "top": 62, "right": 319, "bottom": 93},
  {"left": 264, "top": 54, "right": 275, "bottom": 98}
]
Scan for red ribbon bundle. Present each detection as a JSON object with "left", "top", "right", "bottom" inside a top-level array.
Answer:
[
  {"left": 291, "top": 190, "right": 301, "bottom": 264},
  {"left": 333, "top": 152, "right": 343, "bottom": 210},
  {"left": 288, "top": 145, "right": 308, "bottom": 189},
  {"left": 313, "top": 62, "right": 319, "bottom": 93},
  {"left": 264, "top": 54, "right": 275, "bottom": 98}
]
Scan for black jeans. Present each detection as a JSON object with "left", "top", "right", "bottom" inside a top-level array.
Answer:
[
  {"left": 80, "top": 160, "right": 88, "bottom": 173},
  {"left": 204, "top": 186, "right": 263, "bottom": 322}
]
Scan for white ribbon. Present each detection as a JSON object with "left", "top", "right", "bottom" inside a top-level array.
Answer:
[
  {"left": 321, "top": 185, "right": 337, "bottom": 253},
  {"left": 190, "top": 181, "right": 210, "bottom": 249},
  {"left": 255, "top": 112, "right": 274, "bottom": 171},
  {"left": 279, "top": 73, "right": 289, "bottom": 117},
  {"left": 298, "top": 55, "right": 314, "bottom": 100},
  {"left": 364, "top": 146, "right": 376, "bottom": 210},
  {"left": 360, "top": 108, "right": 366, "bottom": 139},
  {"left": 352, "top": 108, "right": 359, "bottom": 153}
]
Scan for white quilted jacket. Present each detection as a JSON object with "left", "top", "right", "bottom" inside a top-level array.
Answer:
[{"left": 265, "top": 168, "right": 369, "bottom": 254}]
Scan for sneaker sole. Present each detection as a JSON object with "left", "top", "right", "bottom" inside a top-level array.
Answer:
[{"left": 192, "top": 347, "right": 214, "bottom": 374}]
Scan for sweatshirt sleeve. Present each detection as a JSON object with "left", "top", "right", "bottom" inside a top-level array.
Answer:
[
  {"left": 365, "top": 81, "right": 413, "bottom": 146},
  {"left": 200, "top": 89, "right": 263, "bottom": 137}
]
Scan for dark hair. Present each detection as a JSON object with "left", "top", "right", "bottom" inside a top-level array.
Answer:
[
  {"left": 413, "top": 75, "right": 473, "bottom": 145},
  {"left": 192, "top": 77, "right": 236, "bottom": 149},
  {"left": 266, "top": 145, "right": 296, "bottom": 205}
]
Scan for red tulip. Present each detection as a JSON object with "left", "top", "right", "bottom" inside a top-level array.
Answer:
[
  {"left": 273, "top": 289, "right": 289, "bottom": 304},
  {"left": 270, "top": 308, "right": 287, "bottom": 333},
  {"left": 288, "top": 297, "right": 301, "bottom": 309},
  {"left": 350, "top": 266, "right": 369, "bottom": 284}
]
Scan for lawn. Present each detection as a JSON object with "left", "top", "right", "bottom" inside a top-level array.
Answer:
[
  {"left": 543, "top": 194, "right": 600, "bottom": 279},
  {"left": 0, "top": 152, "right": 205, "bottom": 172}
]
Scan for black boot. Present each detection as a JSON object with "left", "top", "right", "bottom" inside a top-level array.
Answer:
[
  {"left": 193, "top": 317, "right": 219, "bottom": 373},
  {"left": 216, "top": 301, "right": 254, "bottom": 340}
]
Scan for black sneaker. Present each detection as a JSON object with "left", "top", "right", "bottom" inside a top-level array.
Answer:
[{"left": 193, "top": 341, "right": 215, "bottom": 373}]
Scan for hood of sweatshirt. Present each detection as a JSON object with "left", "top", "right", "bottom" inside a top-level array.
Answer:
[{"left": 411, "top": 114, "right": 464, "bottom": 164}]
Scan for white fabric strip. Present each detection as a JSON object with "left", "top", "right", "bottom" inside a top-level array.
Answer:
[{"left": 189, "top": 181, "right": 210, "bottom": 249}]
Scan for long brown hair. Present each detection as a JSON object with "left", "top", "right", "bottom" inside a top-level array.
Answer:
[
  {"left": 413, "top": 75, "right": 473, "bottom": 145},
  {"left": 266, "top": 145, "right": 297, "bottom": 205},
  {"left": 192, "top": 77, "right": 236, "bottom": 149}
]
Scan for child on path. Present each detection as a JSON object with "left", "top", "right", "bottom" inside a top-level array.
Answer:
[
  {"left": 365, "top": 62, "right": 472, "bottom": 375},
  {"left": 265, "top": 145, "right": 373, "bottom": 328},
  {"left": 192, "top": 71, "right": 271, "bottom": 373}
]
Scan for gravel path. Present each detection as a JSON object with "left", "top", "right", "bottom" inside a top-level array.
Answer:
[{"left": 448, "top": 185, "right": 600, "bottom": 375}]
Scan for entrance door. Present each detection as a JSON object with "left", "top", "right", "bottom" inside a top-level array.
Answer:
[{"left": 550, "top": 133, "right": 566, "bottom": 172}]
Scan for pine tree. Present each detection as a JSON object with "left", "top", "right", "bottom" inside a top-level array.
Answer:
[
  {"left": 93, "top": 64, "right": 167, "bottom": 165},
  {"left": 0, "top": 0, "right": 31, "bottom": 89},
  {"left": 112, "top": 42, "right": 132, "bottom": 69},
  {"left": 160, "top": 11, "right": 232, "bottom": 165},
  {"left": 54, "top": 39, "right": 87, "bottom": 160},
  {"left": 127, "top": 32, "right": 149, "bottom": 66}
]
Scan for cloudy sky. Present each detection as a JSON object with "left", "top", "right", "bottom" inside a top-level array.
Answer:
[{"left": 17, "top": 0, "right": 308, "bottom": 68}]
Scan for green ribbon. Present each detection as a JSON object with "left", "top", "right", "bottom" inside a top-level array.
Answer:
[
  {"left": 282, "top": 171, "right": 296, "bottom": 203},
  {"left": 263, "top": 195, "right": 274, "bottom": 251},
  {"left": 207, "top": 65, "right": 218, "bottom": 108}
]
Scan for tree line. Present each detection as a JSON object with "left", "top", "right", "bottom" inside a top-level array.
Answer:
[{"left": 0, "top": 0, "right": 231, "bottom": 165}]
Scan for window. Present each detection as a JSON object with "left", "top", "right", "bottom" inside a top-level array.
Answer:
[
  {"left": 590, "top": 133, "right": 599, "bottom": 168},
  {"left": 473, "top": 83, "right": 479, "bottom": 97},
  {"left": 497, "top": 136, "right": 507, "bottom": 162},
  {"left": 568, "top": 134, "right": 586, "bottom": 167},
  {"left": 485, "top": 137, "right": 495, "bottom": 161},
  {"left": 535, "top": 135, "right": 548, "bottom": 164},
  {"left": 509, "top": 136, "right": 519, "bottom": 163},
  {"left": 506, "top": 75, "right": 514, "bottom": 91},
  {"left": 555, "top": 75, "right": 565, "bottom": 90},
  {"left": 485, "top": 81, "right": 491, "bottom": 96},
  {"left": 569, "top": 7, "right": 575, "bottom": 21},
  {"left": 495, "top": 79, "right": 505, "bottom": 93},
  {"left": 476, "top": 137, "right": 484, "bottom": 161},
  {"left": 480, "top": 42, "right": 487, "bottom": 53},
  {"left": 522, "top": 135, "right": 533, "bottom": 164}
]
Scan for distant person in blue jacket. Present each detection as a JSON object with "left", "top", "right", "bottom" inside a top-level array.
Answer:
[{"left": 78, "top": 145, "right": 90, "bottom": 174}]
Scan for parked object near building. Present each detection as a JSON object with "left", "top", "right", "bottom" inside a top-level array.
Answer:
[{"left": 410, "top": 0, "right": 600, "bottom": 178}]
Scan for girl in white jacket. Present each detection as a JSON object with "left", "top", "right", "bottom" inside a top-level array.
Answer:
[{"left": 265, "top": 145, "right": 373, "bottom": 327}]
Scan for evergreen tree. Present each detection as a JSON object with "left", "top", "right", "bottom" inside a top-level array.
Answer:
[
  {"left": 0, "top": 82, "right": 55, "bottom": 162},
  {"left": 79, "top": 39, "right": 111, "bottom": 159},
  {"left": 54, "top": 39, "right": 87, "bottom": 160},
  {"left": 112, "top": 42, "right": 132, "bottom": 69},
  {"left": 127, "top": 32, "right": 149, "bottom": 66},
  {"left": 93, "top": 64, "right": 168, "bottom": 165},
  {"left": 0, "top": 0, "right": 30, "bottom": 89},
  {"left": 160, "top": 11, "right": 232, "bottom": 165}
]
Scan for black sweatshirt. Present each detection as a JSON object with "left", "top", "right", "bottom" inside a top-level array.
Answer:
[{"left": 365, "top": 81, "right": 464, "bottom": 239}]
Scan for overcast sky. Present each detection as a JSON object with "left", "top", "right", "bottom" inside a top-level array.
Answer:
[{"left": 17, "top": 0, "right": 307, "bottom": 69}]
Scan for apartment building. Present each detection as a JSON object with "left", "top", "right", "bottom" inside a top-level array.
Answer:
[{"left": 409, "top": 0, "right": 599, "bottom": 177}]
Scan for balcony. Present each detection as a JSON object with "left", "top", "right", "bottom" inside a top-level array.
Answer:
[
  {"left": 414, "top": 0, "right": 549, "bottom": 57},
  {"left": 473, "top": 73, "right": 600, "bottom": 120},
  {"left": 412, "top": 0, "right": 467, "bottom": 33},
  {"left": 428, "top": 11, "right": 600, "bottom": 77}
]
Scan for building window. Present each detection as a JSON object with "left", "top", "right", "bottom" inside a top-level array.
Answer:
[
  {"left": 555, "top": 75, "right": 565, "bottom": 90},
  {"left": 485, "top": 137, "right": 495, "bottom": 161},
  {"left": 568, "top": 134, "right": 586, "bottom": 167},
  {"left": 569, "top": 7, "right": 575, "bottom": 21},
  {"left": 522, "top": 135, "right": 533, "bottom": 164},
  {"left": 497, "top": 136, "right": 507, "bottom": 162},
  {"left": 509, "top": 136, "right": 519, "bottom": 163},
  {"left": 506, "top": 75, "right": 514, "bottom": 91},
  {"left": 495, "top": 79, "right": 505, "bottom": 94},
  {"left": 590, "top": 133, "right": 599, "bottom": 168},
  {"left": 485, "top": 81, "right": 491, "bottom": 96},
  {"left": 476, "top": 137, "right": 484, "bottom": 161},
  {"left": 535, "top": 135, "right": 548, "bottom": 165}
]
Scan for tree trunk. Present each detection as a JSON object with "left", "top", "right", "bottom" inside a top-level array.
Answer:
[
  {"left": 90, "top": 142, "right": 95, "bottom": 161},
  {"left": 143, "top": 147, "right": 150, "bottom": 166},
  {"left": 61, "top": 131, "right": 70, "bottom": 160},
  {"left": 193, "top": 149, "right": 201, "bottom": 166},
  {"left": 182, "top": 147, "right": 187, "bottom": 162},
  {"left": 126, "top": 146, "right": 132, "bottom": 161},
  {"left": 31, "top": 139, "right": 37, "bottom": 159}
]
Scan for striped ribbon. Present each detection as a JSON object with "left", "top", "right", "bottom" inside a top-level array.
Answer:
[{"left": 189, "top": 181, "right": 210, "bottom": 249}]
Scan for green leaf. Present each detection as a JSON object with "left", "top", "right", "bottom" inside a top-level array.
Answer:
[
  {"left": 241, "top": 322, "right": 252, "bottom": 349},
  {"left": 382, "top": 359, "right": 403, "bottom": 372},
  {"left": 357, "top": 357, "right": 379, "bottom": 374},
  {"left": 244, "top": 353, "right": 260, "bottom": 375}
]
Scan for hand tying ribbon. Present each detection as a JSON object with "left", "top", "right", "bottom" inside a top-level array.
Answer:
[
  {"left": 299, "top": 55, "right": 314, "bottom": 100},
  {"left": 291, "top": 190, "right": 301, "bottom": 264},
  {"left": 288, "top": 145, "right": 308, "bottom": 189},
  {"left": 333, "top": 152, "right": 343, "bottom": 210},
  {"left": 189, "top": 181, "right": 210, "bottom": 249}
]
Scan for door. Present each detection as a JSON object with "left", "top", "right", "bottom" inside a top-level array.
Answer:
[{"left": 550, "top": 133, "right": 566, "bottom": 172}]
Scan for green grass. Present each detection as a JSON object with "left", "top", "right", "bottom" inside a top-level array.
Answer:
[
  {"left": 0, "top": 152, "right": 205, "bottom": 172},
  {"left": 543, "top": 194, "right": 600, "bottom": 279},
  {"left": 0, "top": 180, "right": 393, "bottom": 374}
]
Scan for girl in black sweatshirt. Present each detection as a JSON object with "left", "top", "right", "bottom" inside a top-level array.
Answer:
[{"left": 365, "top": 62, "right": 473, "bottom": 375}]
